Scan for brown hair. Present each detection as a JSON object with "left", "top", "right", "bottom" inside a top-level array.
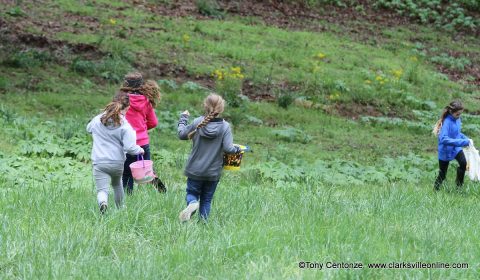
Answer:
[
  {"left": 120, "top": 72, "right": 161, "bottom": 107},
  {"left": 188, "top": 94, "right": 225, "bottom": 139},
  {"left": 432, "top": 100, "right": 464, "bottom": 136},
  {"left": 100, "top": 92, "right": 130, "bottom": 127}
]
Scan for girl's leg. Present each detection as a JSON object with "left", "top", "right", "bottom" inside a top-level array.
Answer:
[
  {"left": 434, "top": 160, "right": 450, "bottom": 190},
  {"left": 179, "top": 178, "right": 201, "bottom": 222},
  {"left": 111, "top": 164, "right": 125, "bottom": 208},
  {"left": 455, "top": 151, "right": 467, "bottom": 187},
  {"left": 93, "top": 165, "right": 110, "bottom": 210},
  {"left": 186, "top": 178, "right": 201, "bottom": 205},
  {"left": 199, "top": 180, "right": 219, "bottom": 220},
  {"left": 123, "top": 153, "right": 136, "bottom": 194}
]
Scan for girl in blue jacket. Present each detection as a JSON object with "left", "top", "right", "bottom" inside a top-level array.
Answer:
[{"left": 433, "top": 100, "right": 473, "bottom": 190}]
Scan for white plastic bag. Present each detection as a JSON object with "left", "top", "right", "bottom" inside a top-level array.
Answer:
[{"left": 463, "top": 145, "right": 480, "bottom": 181}]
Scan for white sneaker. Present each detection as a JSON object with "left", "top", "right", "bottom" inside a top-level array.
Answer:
[
  {"left": 179, "top": 202, "right": 199, "bottom": 222},
  {"left": 99, "top": 202, "right": 108, "bottom": 214}
]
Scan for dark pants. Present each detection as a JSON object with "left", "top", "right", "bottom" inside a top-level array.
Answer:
[
  {"left": 186, "top": 178, "right": 219, "bottom": 220},
  {"left": 123, "top": 144, "right": 150, "bottom": 194},
  {"left": 434, "top": 150, "right": 467, "bottom": 190}
]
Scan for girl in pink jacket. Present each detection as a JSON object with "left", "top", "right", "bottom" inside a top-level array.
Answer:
[{"left": 121, "top": 72, "right": 165, "bottom": 194}]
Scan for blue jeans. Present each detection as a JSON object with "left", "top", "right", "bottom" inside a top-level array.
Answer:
[
  {"left": 123, "top": 144, "right": 150, "bottom": 194},
  {"left": 186, "top": 178, "right": 219, "bottom": 219}
]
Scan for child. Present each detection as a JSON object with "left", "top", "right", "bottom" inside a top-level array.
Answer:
[
  {"left": 177, "top": 93, "right": 241, "bottom": 222},
  {"left": 120, "top": 72, "right": 165, "bottom": 194},
  {"left": 433, "top": 100, "right": 473, "bottom": 190},
  {"left": 87, "top": 92, "right": 144, "bottom": 214}
]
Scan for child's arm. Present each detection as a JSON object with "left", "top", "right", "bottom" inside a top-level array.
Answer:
[
  {"left": 122, "top": 123, "right": 144, "bottom": 155},
  {"left": 146, "top": 103, "right": 158, "bottom": 130},
  {"left": 177, "top": 111, "right": 196, "bottom": 140},
  {"left": 439, "top": 120, "right": 470, "bottom": 147},
  {"left": 222, "top": 125, "right": 241, "bottom": 154},
  {"left": 86, "top": 117, "right": 95, "bottom": 134}
]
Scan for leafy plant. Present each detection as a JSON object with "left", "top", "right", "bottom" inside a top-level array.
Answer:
[
  {"left": 196, "top": 0, "right": 225, "bottom": 19},
  {"left": 276, "top": 90, "right": 294, "bottom": 109},
  {"left": 272, "top": 127, "right": 312, "bottom": 144}
]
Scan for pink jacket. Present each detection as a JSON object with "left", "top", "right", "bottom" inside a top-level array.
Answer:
[{"left": 125, "top": 94, "right": 158, "bottom": 146}]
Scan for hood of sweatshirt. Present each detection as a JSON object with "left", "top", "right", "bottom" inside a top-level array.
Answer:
[
  {"left": 128, "top": 94, "right": 150, "bottom": 112},
  {"left": 198, "top": 118, "right": 225, "bottom": 139}
]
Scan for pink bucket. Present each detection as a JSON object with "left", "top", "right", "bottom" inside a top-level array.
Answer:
[{"left": 129, "top": 155, "right": 154, "bottom": 184}]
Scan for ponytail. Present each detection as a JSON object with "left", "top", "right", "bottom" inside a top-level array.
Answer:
[
  {"left": 100, "top": 92, "right": 130, "bottom": 127},
  {"left": 432, "top": 108, "right": 449, "bottom": 136}
]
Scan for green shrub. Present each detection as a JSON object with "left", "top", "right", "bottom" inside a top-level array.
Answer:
[
  {"left": 196, "top": 0, "right": 225, "bottom": 19},
  {"left": 71, "top": 58, "right": 97, "bottom": 75},
  {"left": 272, "top": 127, "right": 312, "bottom": 144},
  {"left": 374, "top": 0, "right": 479, "bottom": 31},
  {"left": 3, "top": 49, "right": 51, "bottom": 68},
  {"left": 276, "top": 90, "right": 294, "bottom": 109},
  {"left": 430, "top": 53, "right": 471, "bottom": 72}
]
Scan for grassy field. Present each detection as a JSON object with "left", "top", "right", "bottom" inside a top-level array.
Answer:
[{"left": 1, "top": 1, "right": 480, "bottom": 279}]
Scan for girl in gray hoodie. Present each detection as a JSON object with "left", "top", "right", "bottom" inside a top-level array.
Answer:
[
  {"left": 87, "top": 92, "right": 144, "bottom": 214},
  {"left": 177, "top": 94, "right": 241, "bottom": 221}
]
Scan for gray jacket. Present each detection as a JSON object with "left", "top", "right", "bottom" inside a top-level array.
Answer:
[
  {"left": 87, "top": 114, "right": 143, "bottom": 164},
  {"left": 178, "top": 114, "right": 239, "bottom": 181}
]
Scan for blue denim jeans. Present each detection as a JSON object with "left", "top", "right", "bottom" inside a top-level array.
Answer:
[
  {"left": 186, "top": 178, "right": 219, "bottom": 220},
  {"left": 123, "top": 144, "right": 150, "bottom": 194}
]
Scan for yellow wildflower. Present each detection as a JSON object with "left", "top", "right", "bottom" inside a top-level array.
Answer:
[
  {"left": 212, "top": 69, "right": 224, "bottom": 80},
  {"left": 410, "top": 56, "right": 418, "bottom": 62},
  {"left": 231, "top": 67, "right": 242, "bottom": 74},
  {"left": 391, "top": 69, "right": 403, "bottom": 79},
  {"left": 109, "top": 18, "right": 116, "bottom": 25},
  {"left": 315, "top": 52, "right": 326, "bottom": 60},
  {"left": 365, "top": 80, "right": 371, "bottom": 84},
  {"left": 375, "top": 76, "right": 383, "bottom": 81},
  {"left": 182, "top": 34, "right": 190, "bottom": 43}
]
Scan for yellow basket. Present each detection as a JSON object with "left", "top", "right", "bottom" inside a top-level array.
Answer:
[{"left": 223, "top": 145, "right": 246, "bottom": 170}]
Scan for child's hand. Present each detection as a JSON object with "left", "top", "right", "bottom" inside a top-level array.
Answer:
[
  {"left": 139, "top": 148, "right": 145, "bottom": 155},
  {"left": 182, "top": 110, "right": 190, "bottom": 117}
]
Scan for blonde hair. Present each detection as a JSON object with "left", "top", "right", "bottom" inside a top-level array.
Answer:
[
  {"left": 188, "top": 94, "right": 225, "bottom": 139},
  {"left": 432, "top": 100, "right": 464, "bottom": 136},
  {"left": 120, "top": 72, "right": 161, "bottom": 107},
  {"left": 101, "top": 92, "right": 130, "bottom": 127}
]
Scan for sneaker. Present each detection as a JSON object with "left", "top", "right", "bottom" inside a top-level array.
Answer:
[
  {"left": 99, "top": 202, "right": 108, "bottom": 214},
  {"left": 179, "top": 201, "right": 199, "bottom": 222},
  {"left": 152, "top": 177, "right": 167, "bottom": 193}
]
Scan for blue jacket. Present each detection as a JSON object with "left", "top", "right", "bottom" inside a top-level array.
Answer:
[{"left": 438, "top": 114, "right": 469, "bottom": 161}]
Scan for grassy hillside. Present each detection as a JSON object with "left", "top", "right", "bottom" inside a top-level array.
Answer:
[{"left": 1, "top": 1, "right": 480, "bottom": 279}]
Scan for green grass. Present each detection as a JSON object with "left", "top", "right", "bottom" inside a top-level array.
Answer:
[
  {"left": 2, "top": 173, "right": 480, "bottom": 278},
  {"left": 1, "top": 0, "right": 480, "bottom": 278}
]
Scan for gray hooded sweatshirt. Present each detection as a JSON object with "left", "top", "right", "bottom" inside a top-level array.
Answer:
[
  {"left": 87, "top": 114, "right": 143, "bottom": 164},
  {"left": 178, "top": 114, "right": 239, "bottom": 181}
]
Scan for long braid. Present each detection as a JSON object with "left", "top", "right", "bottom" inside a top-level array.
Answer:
[
  {"left": 188, "top": 111, "right": 217, "bottom": 139},
  {"left": 187, "top": 93, "right": 225, "bottom": 139}
]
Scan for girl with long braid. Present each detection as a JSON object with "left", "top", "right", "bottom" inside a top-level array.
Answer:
[
  {"left": 433, "top": 100, "right": 473, "bottom": 190},
  {"left": 177, "top": 94, "right": 241, "bottom": 221},
  {"left": 87, "top": 92, "right": 144, "bottom": 214}
]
